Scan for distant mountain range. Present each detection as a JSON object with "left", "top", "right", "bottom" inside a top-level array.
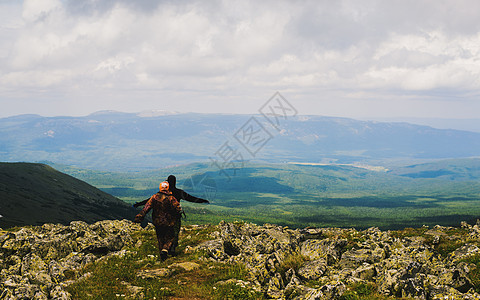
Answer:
[
  {"left": 367, "top": 117, "right": 480, "bottom": 133},
  {"left": 1, "top": 111, "right": 479, "bottom": 171},
  {"left": 0, "top": 162, "right": 136, "bottom": 228}
]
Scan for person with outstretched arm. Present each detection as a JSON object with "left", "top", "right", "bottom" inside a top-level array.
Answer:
[
  {"left": 133, "top": 175, "right": 209, "bottom": 254},
  {"left": 134, "top": 181, "right": 182, "bottom": 261}
]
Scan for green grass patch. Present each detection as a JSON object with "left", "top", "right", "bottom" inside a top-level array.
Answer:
[
  {"left": 212, "top": 282, "right": 264, "bottom": 300},
  {"left": 340, "top": 282, "right": 377, "bottom": 300},
  {"left": 339, "top": 282, "right": 411, "bottom": 300},
  {"left": 277, "top": 253, "right": 309, "bottom": 279},
  {"left": 389, "top": 227, "right": 429, "bottom": 239},
  {"left": 66, "top": 225, "right": 264, "bottom": 299}
]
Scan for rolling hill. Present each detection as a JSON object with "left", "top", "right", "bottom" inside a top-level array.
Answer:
[
  {"left": 387, "top": 158, "right": 480, "bottom": 181},
  {"left": 0, "top": 162, "right": 136, "bottom": 228}
]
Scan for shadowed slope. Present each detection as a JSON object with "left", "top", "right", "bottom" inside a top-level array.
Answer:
[{"left": 0, "top": 162, "right": 135, "bottom": 228}]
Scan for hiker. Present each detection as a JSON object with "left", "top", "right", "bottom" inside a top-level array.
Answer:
[
  {"left": 134, "top": 181, "right": 182, "bottom": 260},
  {"left": 133, "top": 175, "right": 209, "bottom": 255}
]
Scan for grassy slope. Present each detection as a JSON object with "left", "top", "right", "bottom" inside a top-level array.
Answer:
[
  {"left": 66, "top": 224, "right": 264, "bottom": 300},
  {"left": 0, "top": 162, "right": 136, "bottom": 228},
  {"left": 48, "top": 159, "right": 480, "bottom": 230}
]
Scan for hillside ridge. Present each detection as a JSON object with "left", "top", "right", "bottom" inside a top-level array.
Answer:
[{"left": 0, "top": 162, "right": 135, "bottom": 228}]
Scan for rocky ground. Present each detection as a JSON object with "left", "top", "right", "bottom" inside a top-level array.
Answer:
[
  {"left": 0, "top": 220, "right": 137, "bottom": 299},
  {"left": 198, "top": 221, "right": 480, "bottom": 299},
  {"left": 2, "top": 219, "right": 480, "bottom": 299}
]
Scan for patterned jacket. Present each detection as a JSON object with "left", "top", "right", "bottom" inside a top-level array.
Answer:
[{"left": 135, "top": 192, "right": 182, "bottom": 227}]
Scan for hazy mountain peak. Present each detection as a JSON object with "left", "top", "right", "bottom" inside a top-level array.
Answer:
[
  {"left": 88, "top": 110, "right": 130, "bottom": 116},
  {"left": 136, "top": 110, "right": 179, "bottom": 117},
  {"left": 4, "top": 114, "right": 43, "bottom": 120}
]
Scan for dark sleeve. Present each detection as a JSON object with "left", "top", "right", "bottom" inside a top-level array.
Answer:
[
  {"left": 133, "top": 198, "right": 149, "bottom": 208},
  {"left": 136, "top": 195, "right": 154, "bottom": 220},
  {"left": 177, "top": 189, "right": 209, "bottom": 203}
]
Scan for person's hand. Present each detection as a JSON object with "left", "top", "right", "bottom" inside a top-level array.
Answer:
[{"left": 134, "top": 214, "right": 143, "bottom": 223}]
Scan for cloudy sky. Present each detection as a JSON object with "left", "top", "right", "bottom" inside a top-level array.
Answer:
[{"left": 1, "top": 0, "right": 480, "bottom": 120}]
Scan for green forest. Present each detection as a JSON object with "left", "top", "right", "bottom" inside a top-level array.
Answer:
[{"left": 49, "top": 158, "right": 480, "bottom": 230}]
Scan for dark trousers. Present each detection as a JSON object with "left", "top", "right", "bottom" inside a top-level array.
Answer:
[
  {"left": 171, "top": 218, "right": 181, "bottom": 252},
  {"left": 154, "top": 225, "right": 175, "bottom": 252}
]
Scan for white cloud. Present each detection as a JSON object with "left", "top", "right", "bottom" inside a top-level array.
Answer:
[
  {"left": 363, "top": 31, "right": 480, "bottom": 91},
  {"left": 1, "top": 0, "right": 480, "bottom": 119},
  {"left": 22, "top": 0, "right": 61, "bottom": 22}
]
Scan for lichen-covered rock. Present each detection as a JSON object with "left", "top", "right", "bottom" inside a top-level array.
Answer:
[
  {"left": 319, "top": 281, "right": 346, "bottom": 299},
  {"left": 297, "top": 259, "right": 327, "bottom": 281},
  {"left": 0, "top": 219, "right": 141, "bottom": 299},
  {"left": 448, "top": 243, "right": 480, "bottom": 265},
  {"left": 200, "top": 221, "right": 480, "bottom": 299},
  {"left": 169, "top": 261, "right": 200, "bottom": 271},
  {"left": 284, "top": 283, "right": 318, "bottom": 300},
  {"left": 300, "top": 238, "right": 346, "bottom": 265},
  {"left": 4, "top": 219, "right": 480, "bottom": 299},
  {"left": 339, "top": 247, "right": 384, "bottom": 269},
  {"left": 352, "top": 263, "right": 376, "bottom": 281},
  {"left": 266, "top": 272, "right": 284, "bottom": 299},
  {"left": 136, "top": 268, "right": 173, "bottom": 279},
  {"left": 195, "top": 239, "right": 224, "bottom": 260},
  {"left": 203, "top": 221, "right": 304, "bottom": 295}
]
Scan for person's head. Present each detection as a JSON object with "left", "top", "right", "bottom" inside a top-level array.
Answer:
[
  {"left": 159, "top": 181, "right": 170, "bottom": 193},
  {"left": 167, "top": 175, "right": 176, "bottom": 188}
]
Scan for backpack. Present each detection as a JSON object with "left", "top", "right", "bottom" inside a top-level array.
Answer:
[{"left": 159, "top": 181, "right": 185, "bottom": 219}]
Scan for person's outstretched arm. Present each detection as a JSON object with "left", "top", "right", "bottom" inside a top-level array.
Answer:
[
  {"left": 177, "top": 189, "right": 210, "bottom": 203},
  {"left": 133, "top": 198, "right": 149, "bottom": 208},
  {"left": 134, "top": 195, "right": 154, "bottom": 222}
]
